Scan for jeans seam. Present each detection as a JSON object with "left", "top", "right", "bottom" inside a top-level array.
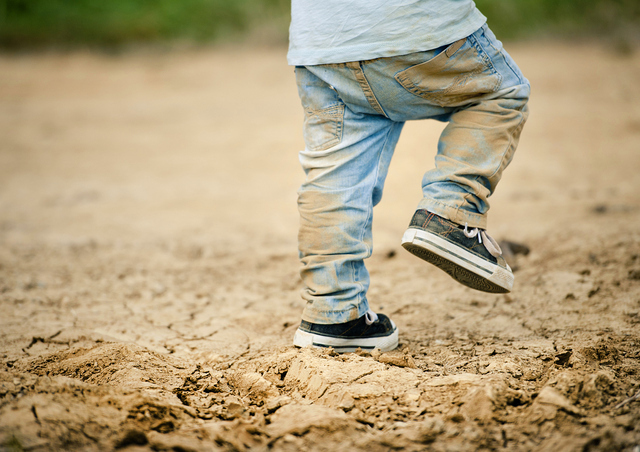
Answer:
[
  {"left": 423, "top": 198, "right": 486, "bottom": 221},
  {"left": 487, "top": 104, "right": 527, "bottom": 180},
  {"left": 468, "top": 29, "right": 502, "bottom": 91},
  {"left": 347, "top": 61, "right": 388, "bottom": 117},
  {"left": 468, "top": 29, "right": 528, "bottom": 182},
  {"left": 483, "top": 25, "right": 524, "bottom": 85}
]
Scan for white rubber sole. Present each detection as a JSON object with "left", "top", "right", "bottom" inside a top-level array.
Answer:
[
  {"left": 401, "top": 228, "right": 513, "bottom": 293},
  {"left": 293, "top": 322, "right": 399, "bottom": 353}
]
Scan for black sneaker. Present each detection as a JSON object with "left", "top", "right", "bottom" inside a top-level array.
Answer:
[
  {"left": 293, "top": 310, "right": 398, "bottom": 353},
  {"left": 401, "top": 210, "right": 513, "bottom": 293}
]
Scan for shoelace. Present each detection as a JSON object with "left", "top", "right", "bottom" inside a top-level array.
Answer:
[
  {"left": 364, "top": 310, "right": 378, "bottom": 325},
  {"left": 463, "top": 223, "right": 503, "bottom": 258}
]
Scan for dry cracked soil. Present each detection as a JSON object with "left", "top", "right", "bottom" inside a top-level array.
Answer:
[{"left": 1, "top": 42, "right": 640, "bottom": 451}]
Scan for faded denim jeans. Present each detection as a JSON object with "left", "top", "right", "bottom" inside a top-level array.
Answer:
[{"left": 295, "top": 24, "right": 530, "bottom": 324}]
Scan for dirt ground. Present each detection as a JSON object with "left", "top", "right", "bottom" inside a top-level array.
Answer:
[{"left": 1, "top": 42, "right": 639, "bottom": 451}]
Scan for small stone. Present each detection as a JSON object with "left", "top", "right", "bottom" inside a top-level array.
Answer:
[
  {"left": 226, "top": 402, "right": 245, "bottom": 419},
  {"left": 265, "top": 396, "right": 292, "bottom": 413},
  {"left": 555, "top": 351, "right": 572, "bottom": 366},
  {"left": 376, "top": 352, "right": 418, "bottom": 369}
]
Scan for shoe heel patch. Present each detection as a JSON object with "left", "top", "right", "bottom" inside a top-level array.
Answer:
[{"left": 401, "top": 228, "right": 418, "bottom": 244}]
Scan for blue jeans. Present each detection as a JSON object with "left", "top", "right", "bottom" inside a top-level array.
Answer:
[{"left": 295, "top": 24, "right": 530, "bottom": 324}]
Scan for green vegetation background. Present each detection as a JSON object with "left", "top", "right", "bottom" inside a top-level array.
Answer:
[{"left": 0, "top": 0, "right": 639, "bottom": 50}]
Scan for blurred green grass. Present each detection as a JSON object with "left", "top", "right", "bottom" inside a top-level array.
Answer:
[
  {"left": 0, "top": 0, "right": 638, "bottom": 50},
  {"left": 475, "top": 0, "right": 640, "bottom": 41},
  {"left": 0, "top": 0, "right": 290, "bottom": 49}
]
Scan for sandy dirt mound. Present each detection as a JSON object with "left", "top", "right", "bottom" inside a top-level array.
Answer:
[{"left": 1, "top": 44, "right": 640, "bottom": 451}]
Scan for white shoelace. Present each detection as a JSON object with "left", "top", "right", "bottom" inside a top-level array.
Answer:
[
  {"left": 463, "top": 223, "right": 503, "bottom": 258},
  {"left": 364, "top": 310, "right": 378, "bottom": 325}
]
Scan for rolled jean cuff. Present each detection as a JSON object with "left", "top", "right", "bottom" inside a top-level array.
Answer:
[
  {"left": 301, "top": 299, "right": 369, "bottom": 325},
  {"left": 418, "top": 198, "right": 487, "bottom": 229}
]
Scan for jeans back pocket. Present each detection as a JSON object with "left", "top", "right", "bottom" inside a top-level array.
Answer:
[{"left": 395, "top": 37, "right": 502, "bottom": 107}]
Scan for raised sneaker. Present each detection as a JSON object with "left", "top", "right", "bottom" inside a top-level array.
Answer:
[
  {"left": 401, "top": 210, "right": 513, "bottom": 293},
  {"left": 293, "top": 310, "right": 398, "bottom": 353}
]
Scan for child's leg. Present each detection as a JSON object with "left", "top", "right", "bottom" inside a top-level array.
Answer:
[
  {"left": 295, "top": 66, "right": 404, "bottom": 325},
  {"left": 417, "top": 88, "right": 529, "bottom": 230},
  {"left": 396, "top": 25, "right": 530, "bottom": 292},
  {"left": 416, "top": 26, "right": 530, "bottom": 229}
]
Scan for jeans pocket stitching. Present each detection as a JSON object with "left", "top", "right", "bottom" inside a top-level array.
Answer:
[
  {"left": 303, "top": 104, "right": 345, "bottom": 152},
  {"left": 394, "top": 39, "right": 502, "bottom": 107}
]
